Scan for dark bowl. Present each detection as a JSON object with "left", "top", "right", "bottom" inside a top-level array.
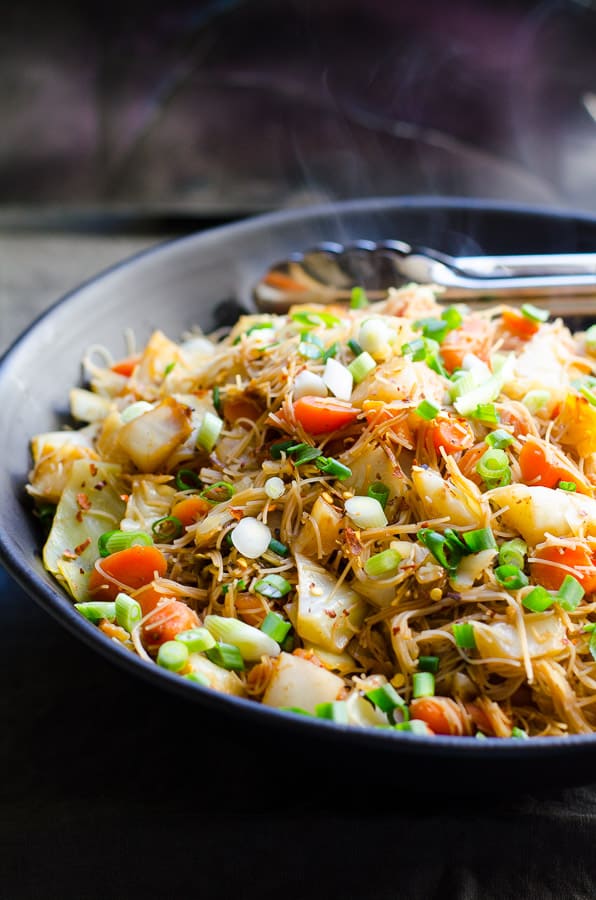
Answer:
[{"left": 4, "top": 196, "right": 596, "bottom": 785}]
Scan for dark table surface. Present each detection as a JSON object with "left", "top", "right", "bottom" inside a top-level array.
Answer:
[{"left": 2, "top": 227, "right": 596, "bottom": 900}]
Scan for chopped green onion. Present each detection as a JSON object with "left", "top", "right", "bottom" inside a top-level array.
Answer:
[
  {"left": 367, "top": 482, "right": 390, "bottom": 509},
  {"left": 585, "top": 324, "right": 596, "bottom": 355},
  {"left": 522, "top": 390, "right": 550, "bottom": 414},
  {"left": 254, "top": 574, "right": 292, "bottom": 599},
  {"left": 393, "top": 720, "right": 431, "bottom": 735},
  {"left": 205, "top": 642, "right": 245, "bottom": 671},
  {"left": 298, "top": 340, "right": 321, "bottom": 360},
  {"left": 315, "top": 701, "right": 349, "bottom": 723},
  {"left": 366, "top": 683, "right": 409, "bottom": 721},
  {"left": 115, "top": 592, "right": 142, "bottom": 632},
  {"left": 164, "top": 361, "right": 176, "bottom": 376},
  {"left": 494, "top": 565, "right": 529, "bottom": 590},
  {"left": 197, "top": 411, "right": 223, "bottom": 452},
  {"left": 185, "top": 670, "right": 210, "bottom": 687},
  {"left": 348, "top": 351, "right": 377, "bottom": 383},
  {"left": 415, "top": 399, "right": 440, "bottom": 420},
  {"left": 280, "top": 633, "right": 295, "bottom": 652},
  {"left": 401, "top": 338, "right": 426, "bottom": 361},
  {"left": 449, "top": 371, "right": 476, "bottom": 400},
  {"left": 472, "top": 403, "right": 500, "bottom": 424},
  {"left": 521, "top": 303, "right": 549, "bottom": 324},
  {"left": 414, "top": 317, "right": 449, "bottom": 344},
  {"left": 97, "top": 529, "right": 152, "bottom": 557},
  {"left": 315, "top": 456, "right": 352, "bottom": 480},
  {"left": 486, "top": 429, "right": 514, "bottom": 449},
  {"left": 350, "top": 286, "right": 369, "bottom": 309},
  {"left": 499, "top": 538, "right": 527, "bottom": 569},
  {"left": 280, "top": 706, "right": 313, "bottom": 716},
  {"left": 268, "top": 538, "right": 290, "bottom": 558},
  {"left": 556, "top": 574, "right": 585, "bottom": 611},
  {"left": 419, "top": 528, "right": 465, "bottom": 573},
  {"left": 589, "top": 630, "right": 596, "bottom": 662},
  {"left": 347, "top": 338, "right": 363, "bottom": 356},
  {"left": 152, "top": 515, "right": 183, "bottom": 542},
  {"left": 453, "top": 622, "right": 476, "bottom": 649},
  {"left": 221, "top": 579, "right": 247, "bottom": 595},
  {"left": 418, "top": 655, "right": 440, "bottom": 674},
  {"left": 475, "top": 732, "right": 488, "bottom": 740},
  {"left": 292, "top": 446, "right": 322, "bottom": 466},
  {"left": 175, "top": 627, "right": 216, "bottom": 652},
  {"left": 412, "top": 671, "right": 435, "bottom": 698},
  {"left": 511, "top": 726, "right": 529, "bottom": 740},
  {"left": 74, "top": 601, "right": 116, "bottom": 624},
  {"left": 364, "top": 549, "right": 401, "bottom": 577},
  {"left": 291, "top": 310, "right": 341, "bottom": 329},
  {"left": 200, "top": 481, "right": 235, "bottom": 504},
  {"left": 441, "top": 306, "right": 463, "bottom": 330},
  {"left": 522, "top": 586, "right": 555, "bottom": 612},
  {"left": 321, "top": 342, "right": 339, "bottom": 362},
  {"left": 580, "top": 385, "right": 596, "bottom": 406},
  {"left": 270, "top": 439, "right": 296, "bottom": 459},
  {"left": 157, "top": 640, "right": 189, "bottom": 672},
  {"left": 175, "top": 468, "right": 201, "bottom": 491},
  {"left": 212, "top": 385, "right": 222, "bottom": 415},
  {"left": 462, "top": 527, "right": 497, "bottom": 552},
  {"left": 476, "top": 448, "right": 511, "bottom": 487},
  {"left": 261, "top": 611, "right": 292, "bottom": 643},
  {"left": 558, "top": 480, "right": 577, "bottom": 492},
  {"left": 246, "top": 322, "right": 274, "bottom": 337}
]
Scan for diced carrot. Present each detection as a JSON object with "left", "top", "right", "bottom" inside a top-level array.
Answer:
[
  {"left": 519, "top": 440, "right": 591, "bottom": 495},
  {"left": 264, "top": 271, "right": 308, "bottom": 293},
  {"left": 439, "top": 319, "right": 491, "bottom": 373},
  {"left": 293, "top": 396, "right": 360, "bottom": 434},
  {"left": 235, "top": 593, "right": 268, "bottom": 627},
  {"left": 410, "top": 697, "right": 466, "bottom": 735},
  {"left": 530, "top": 545, "right": 596, "bottom": 593},
  {"left": 431, "top": 418, "right": 474, "bottom": 455},
  {"left": 111, "top": 354, "right": 141, "bottom": 377},
  {"left": 223, "top": 395, "right": 262, "bottom": 425},
  {"left": 501, "top": 308, "right": 539, "bottom": 340},
  {"left": 88, "top": 545, "right": 168, "bottom": 601},
  {"left": 141, "top": 600, "right": 199, "bottom": 652},
  {"left": 171, "top": 496, "right": 211, "bottom": 527},
  {"left": 498, "top": 407, "right": 529, "bottom": 437}
]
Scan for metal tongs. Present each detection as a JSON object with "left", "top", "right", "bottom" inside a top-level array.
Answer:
[{"left": 254, "top": 239, "right": 596, "bottom": 313}]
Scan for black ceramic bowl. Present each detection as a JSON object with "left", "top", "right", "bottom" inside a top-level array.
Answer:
[{"left": 4, "top": 197, "right": 596, "bottom": 782}]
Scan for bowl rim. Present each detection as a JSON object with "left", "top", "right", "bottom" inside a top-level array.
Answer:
[{"left": 3, "top": 193, "right": 596, "bottom": 757}]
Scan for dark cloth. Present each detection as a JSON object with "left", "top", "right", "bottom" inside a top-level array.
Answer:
[{"left": 2, "top": 566, "right": 596, "bottom": 900}]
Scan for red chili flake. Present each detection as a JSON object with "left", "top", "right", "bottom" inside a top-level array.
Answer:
[
  {"left": 90, "top": 463, "right": 98, "bottom": 476},
  {"left": 76, "top": 493, "right": 91, "bottom": 511},
  {"left": 229, "top": 507, "right": 244, "bottom": 521},
  {"left": 120, "top": 494, "right": 130, "bottom": 502},
  {"left": 75, "top": 511, "right": 83, "bottom": 523},
  {"left": 74, "top": 538, "right": 91, "bottom": 556},
  {"left": 94, "top": 481, "right": 106, "bottom": 491},
  {"left": 62, "top": 549, "right": 77, "bottom": 560},
  {"left": 324, "top": 610, "right": 337, "bottom": 619}
]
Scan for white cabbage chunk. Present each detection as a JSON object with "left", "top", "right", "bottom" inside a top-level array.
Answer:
[
  {"left": 411, "top": 465, "right": 489, "bottom": 528},
  {"left": 262, "top": 652, "right": 344, "bottom": 712},
  {"left": 293, "top": 496, "right": 344, "bottom": 558},
  {"left": 451, "top": 549, "right": 497, "bottom": 589},
  {"left": 28, "top": 428, "right": 99, "bottom": 504},
  {"left": 343, "top": 444, "right": 408, "bottom": 500},
  {"left": 121, "top": 475, "right": 176, "bottom": 532},
  {"left": 69, "top": 388, "right": 113, "bottom": 423},
  {"left": 188, "top": 653, "right": 246, "bottom": 697},
  {"left": 118, "top": 397, "right": 192, "bottom": 472},
  {"left": 301, "top": 642, "right": 357, "bottom": 675},
  {"left": 488, "top": 484, "right": 596, "bottom": 545},
  {"left": 43, "top": 459, "right": 126, "bottom": 600},
  {"left": 295, "top": 552, "right": 368, "bottom": 653},
  {"left": 474, "top": 613, "right": 566, "bottom": 662}
]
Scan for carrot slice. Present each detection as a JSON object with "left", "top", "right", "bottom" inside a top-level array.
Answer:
[
  {"left": 111, "top": 354, "right": 141, "bottom": 377},
  {"left": 519, "top": 440, "right": 591, "bottom": 495},
  {"left": 431, "top": 418, "right": 474, "bottom": 455},
  {"left": 293, "top": 396, "right": 359, "bottom": 434},
  {"left": 171, "top": 496, "right": 211, "bottom": 527},
  {"left": 410, "top": 697, "right": 466, "bottom": 735},
  {"left": 501, "top": 308, "right": 539, "bottom": 340},
  {"left": 88, "top": 545, "right": 168, "bottom": 601},
  {"left": 133, "top": 583, "right": 176, "bottom": 615},
  {"left": 439, "top": 319, "right": 490, "bottom": 373},
  {"left": 141, "top": 600, "right": 199, "bottom": 651},
  {"left": 530, "top": 545, "right": 596, "bottom": 593}
]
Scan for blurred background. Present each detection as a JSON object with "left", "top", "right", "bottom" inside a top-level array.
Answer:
[{"left": 3, "top": 0, "right": 596, "bottom": 224}]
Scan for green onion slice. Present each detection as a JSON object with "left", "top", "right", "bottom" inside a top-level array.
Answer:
[
  {"left": 348, "top": 351, "right": 377, "bottom": 384},
  {"left": 270, "top": 439, "right": 296, "bottom": 459},
  {"left": 558, "top": 481, "right": 577, "bottom": 492},
  {"left": 418, "top": 655, "right": 440, "bottom": 674},
  {"left": 74, "top": 601, "right": 117, "bottom": 624},
  {"left": 260, "top": 611, "right": 292, "bottom": 643},
  {"left": 498, "top": 538, "right": 527, "bottom": 569},
  {"left": 441, "top": 306, "right": 463, "bottom": 331},
  {"left": 212, "top": 385, "right": 222, "bottom": 415},
  {"left": 347, "top": 338, "right": 363, "bottom": 356},
  {"left": 205, "top": 642, "right": 245, "bottom": 671},
  {"left": 419, "top": 528, "right": 466, "bottom": 573},
  {"left": 415, "top": 399, "right": 440, "bottom": 420},
  {"left": 367, "top": 482, "right": 390, "bottom": 509},
  {"left": 175, "top": 627, "right": 216, "bottom": 653},
  {"left": 521, "top": 303, "right": 549, "bottom": 323},
  {"left": 364, "top": 549, "right": 401, "bottom": 577},
  {"left": 366, "top": 683, "right": 409, "bottom": 722},
  {"left": 393, "top": 720, "right": 431, "bottom": 735},
  {"left": 401, "top": 337, "right": 427, "bottom": 361},
  {"left": 473, "top": 403, "right": 500, "bottom": 424},
  {"left": 511, "top": 726, "right": 529, "bottom": 740},
  {"left": 476, "top": 448, "right": 511, "bottom": 487},
  {"left": 453, "top": 622, "right": 477, "bottom": 649},
  {"left": 522, "top": 586, "right": 555, "bottom": 612},
  {"left": 157, "top": 640, "right": 189, "bottom": 672},
  {"left": 115, "top": 592, "right": 143, "bottom": 632},
  {"left": 350, "top": 286, "right": 370, "bottom": 309},
  {"left": 556, "top": 574, "right": 585, "bottom": 611},
  {"left": 267, "top": 538, "right": 290, "bottom": 558},
  {"left": 152, "top": 515, "right": 183, "bottom": 542},
  {"left": 254, "top": 574, "right": 293, "bottom": 599},
  {"left": 200, "top": 481, "right": 235, "bottom": 504},
  {"left": 314, "top": 701, "right": 349, "bottom": 723},
  {"left": 175, "top": 468, "right": 201, "bottom": 491},
  {"left": 462, "top": 527, "right": 497, "bottom": 552},
  {"left": 412, "top": 671, "right": 435, "bottom": 698},
  {"left": 97, "top": 530, "right": 153, "bottom": 557},
  {"left": 485, "top": 429, "right": 514, "bottom": 449},
  {"left": 291, "top": 310, "right": 341, "bottom": 329},
  {"left": 315, "top": 456, "right": 352, "bottom": 480},
  {"left": 494, "top": 564, "right": 529, "bottom": 591}
]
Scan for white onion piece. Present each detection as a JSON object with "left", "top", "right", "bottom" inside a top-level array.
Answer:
[
  {"left": 231, "top": 517, "right": 271, "bottom": 558},
  {"left": 323, "top": 358, "right": 353, "bottom": 401},
  {"left": 120, "top": 400, "right": 154, "bottom": 423},
  {"left": 293, "top": 370, "right": 327, "bottom": 400},
  {"left": 344, "top": 496, "right": 387, "bottom": 529},
  {"left": 265, "top": 476, "right": 285, "bottom": 499},
  {"left": 358, "top": 318, "right": 395, "bottom": 359}
]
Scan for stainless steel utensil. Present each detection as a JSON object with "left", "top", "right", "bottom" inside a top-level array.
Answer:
[{"left": 254, "top": 239, "right": 596, "bottom": 313}]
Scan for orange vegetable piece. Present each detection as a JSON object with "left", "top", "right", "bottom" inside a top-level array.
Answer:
[
  {"left": 439, "top": 319, "right": 491, "bottom": 373},
  {"left": 530, "top": 545, "right": 596, "bottom": 594},
  {"left": 171, "top": 496, "right": 211, "bottom": 527},
  {"left": 88, "top": 545, "right": 168, "bottom": 601},
  {"left": 133, "top": 583, "right": 177, "bottom": 615},
  {"left": 518, "top": 440, "right": 591, "bottom": 495},
  {"left": 293, "top": 396, "right": 360, "bottom": 434},
  {"left": 141, "top": 600, "right": 199, "bottom": 652},
  {"left": 501, "top": 308, "right": 539, "bottom": 340},
  {"left": 431, "top": 418, "right": 474, "bottom": 455},
  {"left": 410, "top": 697, "right": 466, "bottom": 735},
  {"left": 111, "top": 354, "right": 141, "bottom": 377}
]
